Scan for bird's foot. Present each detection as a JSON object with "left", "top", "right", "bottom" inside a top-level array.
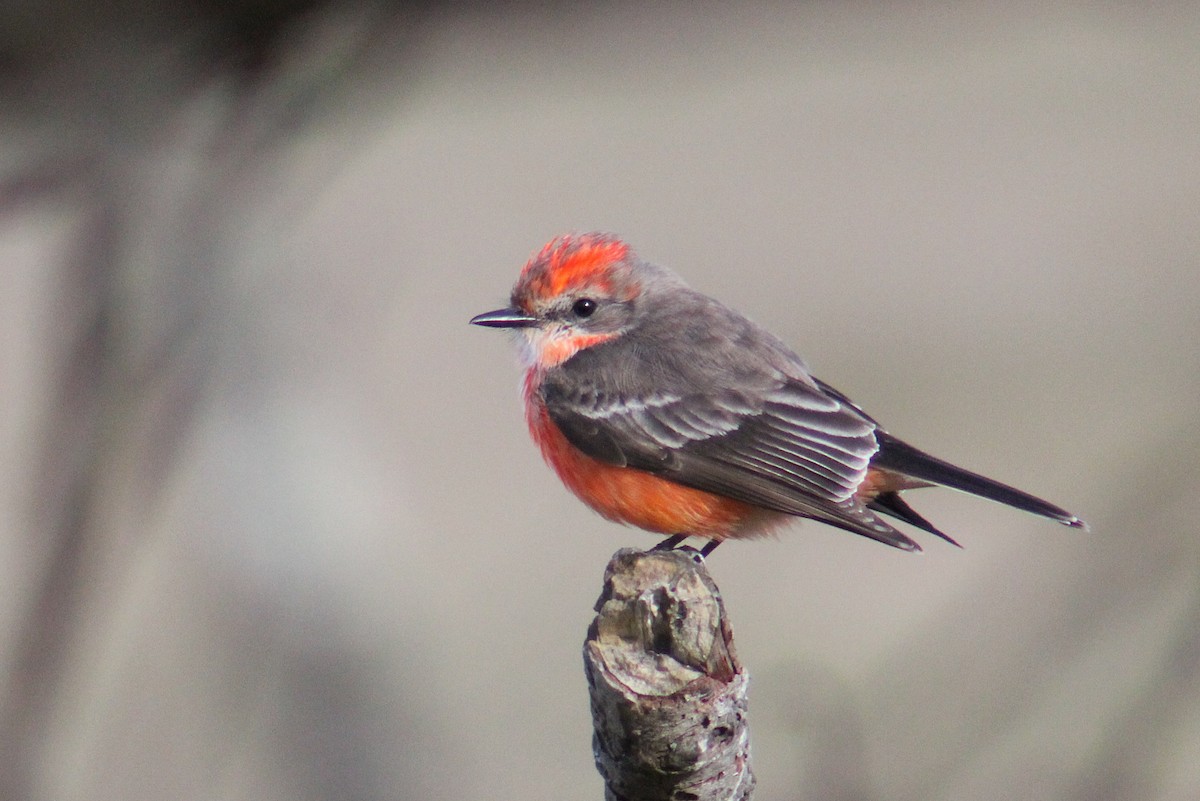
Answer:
[
  {"left": 650, "top": 533, "right": 688, "bottom": 552},
  {"left": 648, "top": 534, "right": 721, "bottom": 558}
]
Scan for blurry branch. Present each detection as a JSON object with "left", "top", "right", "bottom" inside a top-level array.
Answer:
[
  {"left": 585, "top": 549, "right": 755, "bottom": 801},
  {"left": 0, "top": 3, "right": 429, "bottom": 798}
]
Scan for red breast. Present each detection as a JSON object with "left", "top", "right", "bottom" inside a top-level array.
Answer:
[{"left": 522, "top": 371, "right": 788, "bottom": 540}]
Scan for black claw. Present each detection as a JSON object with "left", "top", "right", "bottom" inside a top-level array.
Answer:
[
  {"left": 699, "top": 540, "right": 721, "bottom": 557},
  {"left": 651, "top": 533, "right": 689, "bottom": 552}
]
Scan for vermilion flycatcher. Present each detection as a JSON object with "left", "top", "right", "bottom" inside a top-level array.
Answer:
[{"left": 471, "top": 232, "right": 1085, "bottom": 554}]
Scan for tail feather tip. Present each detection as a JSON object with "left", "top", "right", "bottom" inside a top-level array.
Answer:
[{"left": 1062, "top": 515, "right": 1089, "bottom": 531}]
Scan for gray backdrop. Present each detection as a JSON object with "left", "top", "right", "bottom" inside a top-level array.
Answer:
[{"left": 3, "top": 2, "right": 1198, "bottom": 799}]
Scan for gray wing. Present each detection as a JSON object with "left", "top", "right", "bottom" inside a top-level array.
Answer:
[{"left": 540, "top": 325, "right": 918, "bottom": 550}]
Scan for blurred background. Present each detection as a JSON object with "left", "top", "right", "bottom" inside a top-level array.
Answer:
[{"left": 3, "top": 2, "right": 1199, "bottom": 799}]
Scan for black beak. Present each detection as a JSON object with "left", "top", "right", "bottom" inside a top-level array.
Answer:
[{"left": 469, "top": 307, "right": 538, "bottom": 328}]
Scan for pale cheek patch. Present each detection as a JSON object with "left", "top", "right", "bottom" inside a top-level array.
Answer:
[
  {"left": 513, "top": 327, "right": 547, "bottom": 368},
  {"left": 515, "top": 326, "right": 615, "bottom": 368}
]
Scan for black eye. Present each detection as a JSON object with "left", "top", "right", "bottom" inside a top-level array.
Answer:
[{"left": 572, "top": 298, "right": 598, "bottom": 318}]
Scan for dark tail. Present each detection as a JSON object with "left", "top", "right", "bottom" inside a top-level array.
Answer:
[
  {"left": 869, "top": 491, "right": 962, "bottom": 547},
  {"left": 872, "top": 432, "right": 1087, "bottom": 530}
]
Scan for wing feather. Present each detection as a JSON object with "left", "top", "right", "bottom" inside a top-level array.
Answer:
[
  {"left": 534, "top": 293, "right": 917, "bottom": 548},
  {"left": 543, "top": 372, "right": 879, "bottom": 507}
]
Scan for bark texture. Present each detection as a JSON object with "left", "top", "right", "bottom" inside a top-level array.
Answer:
[{"left": 585, "top": 548, "right": 754, "bottom": 801}]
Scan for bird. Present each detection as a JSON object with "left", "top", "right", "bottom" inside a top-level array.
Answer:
[{"left": 470, "top": 232, "right": 1086, "bottom": 555}]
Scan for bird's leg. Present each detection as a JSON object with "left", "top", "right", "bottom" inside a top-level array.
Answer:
[
  {"left": 699, "top": 539, "right": 721, "bottom": 557},
  {"left": 650, "top": 533, "right": 689, "bottom": 552}
]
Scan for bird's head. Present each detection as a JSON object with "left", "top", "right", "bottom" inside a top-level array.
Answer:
[{"left": 471, "top": 232, "right": 650, "bottom": 368}]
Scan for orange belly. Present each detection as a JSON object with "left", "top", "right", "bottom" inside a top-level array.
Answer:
[{"left": 523, "top": 385, "right": 787, "bottom": 540}]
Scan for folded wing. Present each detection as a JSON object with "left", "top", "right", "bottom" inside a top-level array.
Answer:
[{"left": 541, "top": 365, "right": 921, "bottom": 551}]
